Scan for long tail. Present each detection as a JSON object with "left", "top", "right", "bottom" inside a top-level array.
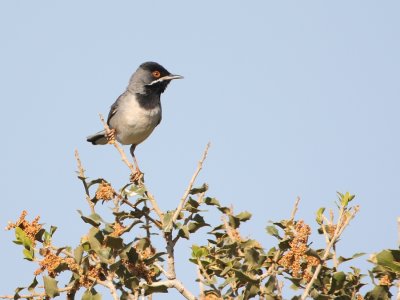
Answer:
[{"left": 86, "top": 130, "right": 108, "bottom": 145}]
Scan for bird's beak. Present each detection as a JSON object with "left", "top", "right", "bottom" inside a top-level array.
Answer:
[
  {"left": 161, "top": 74, "right": 184, "bottom": 81},
  {"left": 147, "top": 74, "right": 184, "bottom": 86}
]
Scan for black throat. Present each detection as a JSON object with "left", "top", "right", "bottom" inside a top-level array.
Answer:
[{"left": 135, "top": 92, "right": 161, "bottom": 110}]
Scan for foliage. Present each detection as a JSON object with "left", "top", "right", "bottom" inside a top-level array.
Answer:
[{"left": 2, "top": 146, "right": 400, "bottom": 300}]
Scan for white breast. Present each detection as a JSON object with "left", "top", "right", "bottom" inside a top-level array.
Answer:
[{"left": 109, "top": 93, "right": 161, "bottom": 145}]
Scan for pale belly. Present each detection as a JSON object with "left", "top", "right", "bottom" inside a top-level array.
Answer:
[{"left": 110, "top": 102, "right": 161, "bottom": 145}]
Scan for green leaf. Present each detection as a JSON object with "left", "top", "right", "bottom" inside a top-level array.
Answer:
[
  {"left": 236, "top": 211, "right": 252, "bottom": 222},
  {"left": 15, "top": 227, "right": 32, "bottom": 248},
  {"left": 184, "top": 198, "right": 200, "bottom": 213},
  {"left": 105, "top": 236, "right": 124, "bottom": 249},
  {"left": 192, "top": 245, "right": 208, "bottom": 258},
  {"left": 87, "top": 178, "right": 106, "bottom": 189},
  {"left": 315, "top": 207, "right": 325, "bottom": 225},
  {"left": 144, "top": 283, "right": 169, "bottom": 295},
  {"left": 49, "top": 226, "right": 57, "bottom": 236},
  {"left": 135, "top": 238, "right": 150, "bottom": 251},
  {"left": 228, "top": 215, "right": 240, "bottom": 229},
  {"left": 189, "top": 183, "right": 208, "bottom": 195},
  {"left": 43, "top": 276, "right": 60, "bottom": 298},
  {"left": 144, "top": 252, "right": 166, "bottom": 265},
  {"left": 329, "top": 271, "right": 345, "bottom": 292},
  {"left": 162, "top": 211, "right": 174, "bottom": 233},
  {"left": 338, "top": 252, "right": 365, "bottom": 264},
  {"left": 217, "top": 206, "right": 231, "bottom": 214},
  {"left": 78, "top": 210, "right": 102, "bottom": 227},
  {"left": 178, "top": 225, "right": 190, "bottom": 239},
  {"left": 338, "top": 191, "right": 355, "bottom": 207},
  {"left": 87, "top": 227, "right": 104, "bottom": 251},
  {"left": 14, "top": 286, "right": 25, "bottom": 299},
  {"left": 241, "top": 239, "right": 263, "bottom": 249},
  {"left": 365, "top": 285, "right": 391, "bottom": 300},
  {"left": 234, "top": 269, "right": 258, "bottom": 283},
  {"left": 187, "top": 222, "right": 205, "bottom": 234},
  {"left": 74, "top": 245, "right": 84, "bottom": 264},
  {"left": 23, "top": 248, "right": 34, "bottom": 261},
  {"left": 82, "top": 288, "right": 102, "bottom": 300},
  {"left": 244, "top": 248, "right": 261, "bottom": 268},
  {"left": 125, "top": 277, "right": 140, "bottom": 291},
  {"left": 204, "top": 197, "right": 221, "bottom": 206},
  {"left": 244, "top": 283, "right": 260, "bottom": 298},
  {"left": 28, "top": 277, "right": 38, "bottom": 292},
  {"left": 266, "top": 225, "right": 280, "bottom": 239},
  {"left": 375, "top": 249, "right": 400, "bottom": 273},
  {"left": 121, "top": 183, "right": 146, "bottom": 197}
]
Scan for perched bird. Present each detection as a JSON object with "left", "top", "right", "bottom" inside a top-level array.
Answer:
[{"left": 87, "top": 61, "right": 183, "bottom": 174}]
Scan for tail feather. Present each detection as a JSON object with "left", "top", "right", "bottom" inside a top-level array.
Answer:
[{"left": 87, "top": 130, "right": 108, "bottom": 145}]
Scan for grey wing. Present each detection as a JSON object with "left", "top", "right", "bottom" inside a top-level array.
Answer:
[
  {"left": 107, "top": 100, "right": 119, "bottom": 125},
  {"left": 107, "top": 91, "right": 127, "bottom": 125}
]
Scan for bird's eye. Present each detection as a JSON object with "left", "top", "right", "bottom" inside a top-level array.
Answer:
[{"left": 152, "top": 70, "right": 161, "bottom": 78}]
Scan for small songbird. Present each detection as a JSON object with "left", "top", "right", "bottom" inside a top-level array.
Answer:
[{"left": 87, "top": 61, "right": 183, "bottom": 174}]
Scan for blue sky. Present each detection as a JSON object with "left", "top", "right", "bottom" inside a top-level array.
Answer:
[{"left": 1, "top": 1, "right": 399, "bottom": 298}]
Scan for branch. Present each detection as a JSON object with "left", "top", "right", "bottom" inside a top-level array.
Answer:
[
  {"left": 0, "top": 287, "right": 73, "bottom": 299},
  {"left": 107, "top": 276, "right": 119, "bottom": 300},
  {"left": 144, "top": 280, "right": 197, "bottom": 300},
  {"left": 75, "top": 149, "right": 95, "bottom": 214},
  {"left": 144, "top": 190, "right": 164, "bottom": 222},
  {"left": 99, "top": 114, "right": 164, "bottom": 221},
  {"left": 300, "top": 205, "right": 360, "bottom": 300},
  {"left": 197, "top": 266, "right": 205, "bottom": 299},
  {"left": 171, "top": 143, "right": 210, "bottom": 225},
  {"left": 121, "top": 197, "right": 162, "bottom": 229}
]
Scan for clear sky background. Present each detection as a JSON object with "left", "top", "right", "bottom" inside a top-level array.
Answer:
[{"left": 1, "top": 1, "right": 399, "bottom": 299}]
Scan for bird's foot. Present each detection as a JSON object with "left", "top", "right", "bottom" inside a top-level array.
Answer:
[
  {"left": 130, "top": 169, "right": 144, "bottom": 184},
  {"left": 106, "top": 128, "right": 116, "bottom": 144}
]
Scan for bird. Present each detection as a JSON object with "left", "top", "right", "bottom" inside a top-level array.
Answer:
[{"left": 87, "top": 61, "right": 183, "bottom": 176}]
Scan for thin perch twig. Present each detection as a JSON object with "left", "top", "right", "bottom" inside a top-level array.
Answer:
[
  {"left": 290, "top": 197, "right": 300, "bottom": 221},
  {"left": 171, "top": 143, "right": 210, "bottom": 224},
  {"left": 99, "top": 114, "right": 135, "bottom": 174},
  {"left": 99, "top": 114, "right": 164, "bottom": 220},
  {"left": 75, "top": 149, "right": 95, "bottom": 214}
]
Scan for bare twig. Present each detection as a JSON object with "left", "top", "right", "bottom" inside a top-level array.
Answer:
[
  {"left": 75, "top": 149, "right": 95, "bottom": 214},
  {"left": 197, "top": 266, "right": 205, "bottom": 299},
  {"left": 144, "top": 190, "right": 164, "bottom": 221},
  {"left": 301, "top": 205, "right": 360, "bottom": 300},
  {"left": 290, "top": 197, "right": 300, "bottom": 221},
  {"left": 165, "top": 233, "right": 176, "bottom": 279},
  {"left": 171, "top": 143, "right": 210, "bottom": 225},
  {"left": 0, "top": 287, "right": 73, "bottom": 299},
  {"left": 144, "top": 280, "right": 197, "bottom": 300},
  {"left": 107, "top": 279, "right": 119, "bottom": 300}
]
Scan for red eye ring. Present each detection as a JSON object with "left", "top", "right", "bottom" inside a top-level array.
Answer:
[{"left": 152, "top": 70, "right": 161, "bottom": 78}]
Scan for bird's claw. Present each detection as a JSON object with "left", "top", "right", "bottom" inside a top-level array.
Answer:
[
  {"left": 130, "top": 169, "right": 144, "bottom": 184},
  {"left": 106, "top": 128, "right": 116, "bottom": 144}
]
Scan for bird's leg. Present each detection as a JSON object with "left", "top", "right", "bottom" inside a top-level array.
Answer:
[
  {"left": 130, "top": 144, "right": 144, "bottom": 183},
  {"left": 106, "top": 128, "right": 116, "bottom": 144}
]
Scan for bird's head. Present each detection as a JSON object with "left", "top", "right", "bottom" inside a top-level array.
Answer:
[{"left": 128, "top": 62, "right": 183, "bottom": 95}]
